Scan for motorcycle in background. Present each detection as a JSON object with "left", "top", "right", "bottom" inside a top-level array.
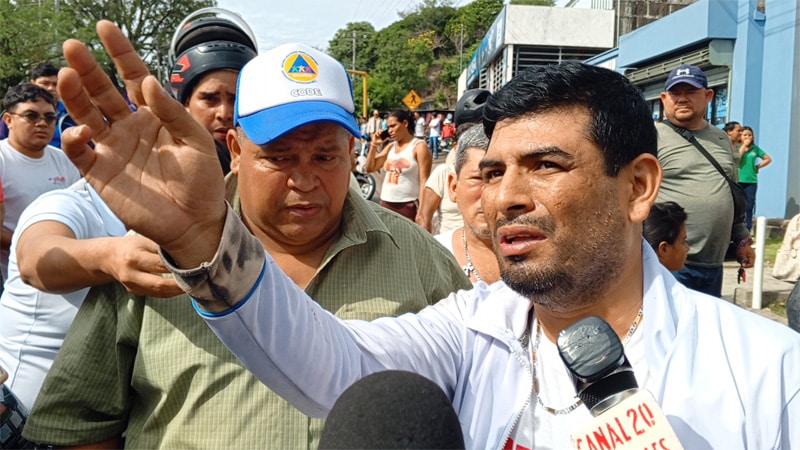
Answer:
[{"left": 354, "top": 155, "right": 376, "bottom": 201}]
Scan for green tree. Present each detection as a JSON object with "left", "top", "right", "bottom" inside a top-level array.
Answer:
[
  {"left": 0, "top": 0, "right": 74, "bottom": 93},
  {"left": 398, "top": 0, "right": 458, "bottom": 57},
  {"left": 444, "top": 0, "right": 504, "bottom": 57},
  {"left": 327, "top": 22, "right": 377, "bottom": 71},
  {"left": 0, "top": 0, "right": 215, "bottom": 98},
  {"left": 326, "top": 0, "right": 506, "bottom": 111},
  {"left": 64, "top": 0, "right": 216, "bottom": 86},
  {"left": 327, "top": 22, "right": 377, "bottom": 116}
]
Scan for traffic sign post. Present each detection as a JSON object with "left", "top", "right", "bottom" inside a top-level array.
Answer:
[{"left": 403, "top": 89, "right": 422, "bottom": 111}]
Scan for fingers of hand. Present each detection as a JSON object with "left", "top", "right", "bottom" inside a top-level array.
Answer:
[
  {"left": 62, "top": 36, "right": 132, "bottom": 126},
  {"left": 142, "top": 76, "right": 214, "bottom": 149},
  {"left": 122, "top": 235, "right": 168, "bottom": 273},
  {"left": 123, "top": 274, "right": 183, "bottom": 298},
  {"left": 116, "top": 241, "right": 183, "bottom": 297},
  {"left": 58, "top": 67, "right": 110, "bottom": 137},
  {"left": 60, "top": 125, "right": 95, "bottom": 173},
  {"left": 96, "top": 20, "right": 150, "bottom": 107}
]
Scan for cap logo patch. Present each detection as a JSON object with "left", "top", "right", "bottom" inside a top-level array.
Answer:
[{"left": 282, "top": 51, "right": 318, "bottom": 83}]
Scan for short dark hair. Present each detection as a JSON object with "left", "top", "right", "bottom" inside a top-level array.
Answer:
[
  {"left": 388, "top": 110, "right": 414, "bottom": 134},
  {"left": 454, "top": 123, "right": 489, "bottom": 175},
  {"left": 643, "top": 201, "right": 688, "bottom": 250},
  {"left": 3, "top": 83, "right": 56, "bottom": 111},
  {"left": 741, "top": 125, "right": 754, "bottom": 141},
  {"left": 30, "top": 62, "right": 60, "bottom": 80},
  {"left": 723, "top": 121, "right": 741, "bottom": 133},
  {"left": 483, "top": 62, "right": 657, "bottom": 176}
]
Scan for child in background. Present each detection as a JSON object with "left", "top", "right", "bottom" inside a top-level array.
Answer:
[{"left": 643, "top": 201, "right": 689, "bottom": 271}]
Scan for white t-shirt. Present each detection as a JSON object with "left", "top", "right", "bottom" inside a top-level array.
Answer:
[
  {"left": 428, "top": 117, "right": 442, "bottom": 138},
  {"left": 0, "top": 139, "right": 81, "bottom": 277},
  {"left": 0, "top": 179, "right": 126, "bottom": 409},
  {"left": 434, "top": 227, "right": 457, "bottom": 255},
  {"left": 414, "top": 117, "right": 426, "bottom": 137},
  {"left": 425, "top": 152, "right": 462, "bottom": 233}
]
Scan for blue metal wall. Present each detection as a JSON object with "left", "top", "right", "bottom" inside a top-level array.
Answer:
[{"left": 613, "top": 0, "right": 800, "bottom": 218}]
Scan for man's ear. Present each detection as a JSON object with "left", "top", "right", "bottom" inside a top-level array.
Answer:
[
  {"left": 227, "top": 129, "right": 242, "bottom": 174},
  {"left": 349, "top": 136, "right": 356, "bottom": 171},
  {"left": 626, "top": 153, "right": 662, "bottom": 223},
  {"left": 446, "top": 170, "right": 458, "bottom": 203},
  {"left": 657, "top": 241, "right": 670, "bottom": 256}
]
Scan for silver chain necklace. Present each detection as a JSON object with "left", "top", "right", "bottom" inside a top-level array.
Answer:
[
  {"left": 530, "top": 307, "right": 643, "bottom": 415},
  {"left": 461, "top": 228, "right": 482, "bottom": 282}
]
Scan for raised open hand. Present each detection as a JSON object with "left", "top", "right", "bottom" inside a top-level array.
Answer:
[{"left": 59, "top": 21, "right": 227, "bottom": 267}]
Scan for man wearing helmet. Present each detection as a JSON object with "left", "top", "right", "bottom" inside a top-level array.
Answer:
[
  {"left": 23, "top": 12, "right": 470, "bottom": 450},
  {"left": 168, "top": 12, "right": 258, "bottom": 175}
]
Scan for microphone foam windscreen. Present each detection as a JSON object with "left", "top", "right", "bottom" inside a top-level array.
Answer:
[{"left": 319, "top": 370, "right": 465, "bottom": 449}]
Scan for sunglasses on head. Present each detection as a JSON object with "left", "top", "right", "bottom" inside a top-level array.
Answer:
[{"left": 8, "top": 111, "right": 58, "bottom": 125}]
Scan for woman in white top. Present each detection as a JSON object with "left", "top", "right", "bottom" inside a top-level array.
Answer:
[{"left": 365, "top": 110, "right": 432, "bottom": 221}]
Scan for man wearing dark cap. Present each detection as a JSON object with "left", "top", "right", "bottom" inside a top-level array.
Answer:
[{"left": 656, "top": 63, "right": 753, "bottom": 296}]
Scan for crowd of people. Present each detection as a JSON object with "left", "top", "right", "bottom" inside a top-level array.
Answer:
[{"left": 0, "top": 9, "right": 798, "bottom": 450}]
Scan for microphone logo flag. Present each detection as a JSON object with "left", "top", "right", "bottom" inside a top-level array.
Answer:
[{"left": 570, "top": 389, "right": 683, "bottom": 450}]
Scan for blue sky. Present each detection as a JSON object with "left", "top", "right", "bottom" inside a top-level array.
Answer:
[{"left": 216, "top": 0, "right": 478, "bottom": 52}]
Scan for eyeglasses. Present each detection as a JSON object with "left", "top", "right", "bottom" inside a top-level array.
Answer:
[{"left": 7, "top": 111, "right": 58, "bottom": 126}]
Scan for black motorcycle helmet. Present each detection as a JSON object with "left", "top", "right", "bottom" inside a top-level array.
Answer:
[
  {"left": 454, "top": 88, "right": 491, "bottom": 125},
  {"left": 168, "top": 8, "right": 258, "bottom": 104}
]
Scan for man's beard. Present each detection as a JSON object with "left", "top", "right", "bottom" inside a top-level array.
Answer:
[{"left": 496, "top": 211, "right": 626, "bottom": 312}]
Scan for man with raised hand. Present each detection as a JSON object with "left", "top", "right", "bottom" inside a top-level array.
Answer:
[
  {"left": 24, "top": 21, "right": 468, "bottom": 449},
  {"left": 52, "top": 21, "right": 799, "bottom": 449}
]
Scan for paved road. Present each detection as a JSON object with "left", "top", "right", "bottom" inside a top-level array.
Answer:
[{"left": 721, "top": 260, "right": 793, "bottom": 325}]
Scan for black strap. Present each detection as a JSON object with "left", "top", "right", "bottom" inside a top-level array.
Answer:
[{"left": 661, "top": 120, "right": 737, "bottom": 185}]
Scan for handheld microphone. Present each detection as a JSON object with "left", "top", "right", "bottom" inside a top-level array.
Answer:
[
  {"left": 557, "top": 316, "right": 683, "bottom": 450},
  {"left": 319, "top": 370, "right": 465, "bottom": 449}
]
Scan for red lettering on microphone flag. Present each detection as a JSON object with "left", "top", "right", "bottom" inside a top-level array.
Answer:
[
  {"left": 570, "top": 390, "right": 684, "bottom": 450},
  {"left": 503, "top": 438, "right": 531, "bottom": 450}
]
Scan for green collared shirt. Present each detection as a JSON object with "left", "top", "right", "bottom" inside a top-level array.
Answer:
[{"left": 24, "top": 183, "right": 471, "bottom": 449}]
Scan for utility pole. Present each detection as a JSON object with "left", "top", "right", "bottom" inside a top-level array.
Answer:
[
  {"left": 352, "top": 30, "right": 356, "bottom": 70},
  {"left": 347, "top": 69, "right": 368, "bottom": 118},
  {"left": 459, "top": 23, "right": 464, "bottom": 73}
]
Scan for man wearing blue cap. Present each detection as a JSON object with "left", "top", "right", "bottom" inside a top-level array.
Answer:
[
  {"left": 52, "top": 22, "right": 800, "bottom": 448},
  {"left": 656, "top": 63, "right": 754, "bottom": 297},
  {"left": 23, "top": 27, "right": 469, "bottom": 449}
]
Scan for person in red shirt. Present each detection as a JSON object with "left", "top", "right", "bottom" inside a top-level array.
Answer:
[{"left": 441, "top": 118, "right": 455, "bottom": 151}]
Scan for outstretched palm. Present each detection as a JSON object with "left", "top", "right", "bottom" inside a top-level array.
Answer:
[{"left": 60, "top": 21, "right": 226, "bottom": 267}]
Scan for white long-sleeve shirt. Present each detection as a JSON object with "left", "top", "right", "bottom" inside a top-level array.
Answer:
[{"left": 173, "top": 208, "right": 800, "bottom": 449}]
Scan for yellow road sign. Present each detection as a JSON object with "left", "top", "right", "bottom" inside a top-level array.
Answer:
[{"left": 402, "top": 89, "right": 422, "bottom": 111}]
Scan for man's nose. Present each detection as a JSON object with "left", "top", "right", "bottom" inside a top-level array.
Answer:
[{"left": 218, "top": 102, "right": 234, "bottom": 121}]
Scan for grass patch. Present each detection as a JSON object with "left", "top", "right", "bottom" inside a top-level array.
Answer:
[
  {"left": 769, "top": 301, "right": 787, "bottom": 318},
  {"left": 763, "top": 237, "right": 783, "bottom": 265}
]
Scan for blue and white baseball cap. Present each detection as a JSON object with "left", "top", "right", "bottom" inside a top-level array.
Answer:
[
  {"left": 234, "top": 43, "right": 360, "bottom": 145},
  {"left": 664, "top": 64, "right": 708, "bottom": 91}
]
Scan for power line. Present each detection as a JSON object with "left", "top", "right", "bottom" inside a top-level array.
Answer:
[{"left": 352, "top": 0, "right": 364, "bottom": 23}]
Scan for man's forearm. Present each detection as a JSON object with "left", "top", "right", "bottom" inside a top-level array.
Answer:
[{"left": 17, "top": 233, "right": 117, "bottom": 293}]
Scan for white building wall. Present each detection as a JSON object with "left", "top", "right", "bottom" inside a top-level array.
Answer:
[{"left": 503, "top": 5, "right": 615, "bottom": 49}]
